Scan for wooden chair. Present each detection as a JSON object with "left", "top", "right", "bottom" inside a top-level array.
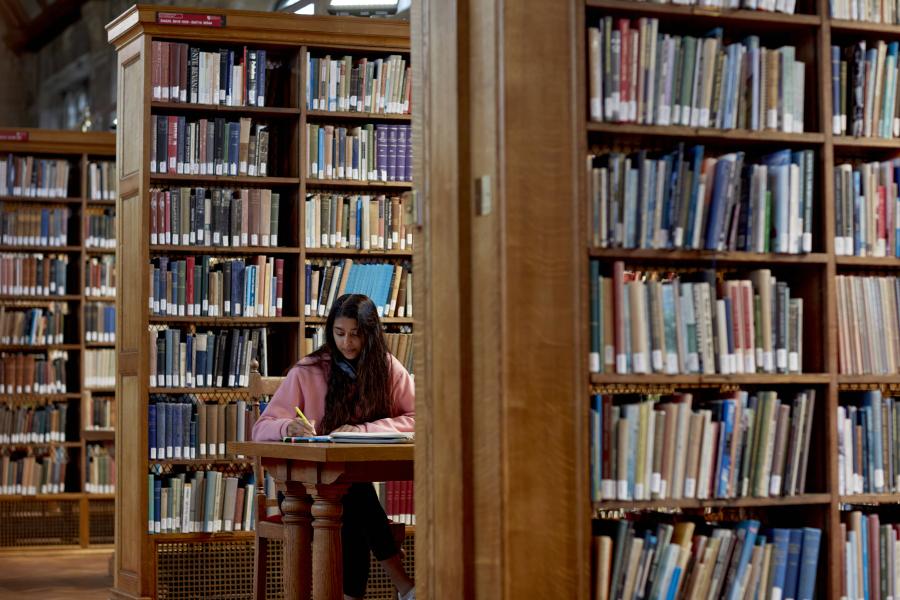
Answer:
[{"left": 248, "top": 367, "right": 406, "bottom": 599}]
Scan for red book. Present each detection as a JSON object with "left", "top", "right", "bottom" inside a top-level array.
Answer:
[
  {"left": 179, "top": 43, "right": 189, "bottom": 103},
  {"left": 234, "top": 486, "right": 245, "bottom": 531},
  {"left": 160, "top": 42, "right": 170, "bottom": 101},
  {"left": 151, "top": 41, "right": 162, "bottom": 100},
  {"left": 185, "top": 256, "right": 195, "bottom": 315},
  {"left": 167, "top": 115, "right": 178, "bottom": 173},
  {"left": 164, "top": 192, "right": 172, "bottom": 245},
  {"left": 168, "top": 41, "right": 178, "bottom": 101},
  {"left": 150, "top": 190, "right": 158, "bottom": 245},
  {"left": 274, "top": 258, "right": 284, "bottom": 317}
]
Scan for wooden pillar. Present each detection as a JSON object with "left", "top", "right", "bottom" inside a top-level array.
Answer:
[
  {"left": 413, "top": 0, "right": 581, "bottom": 598},
  {"left": 306, "top": 483, "right": 350, "bottom": 600},
  {"left": 281, "top": 487, "right": 313, "bottom": 600}
]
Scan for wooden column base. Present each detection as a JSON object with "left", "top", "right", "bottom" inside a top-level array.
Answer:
[
  {"left": 282, "top": 486, "right": 313, "bottom": 600},
  {"left": 306, "top": 483, "right": 351, "bottom": 600}
]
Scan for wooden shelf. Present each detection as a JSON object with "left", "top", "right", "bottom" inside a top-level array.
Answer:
[
  {"left": 150, "top": 174, "right": 299, "bottom": 185},
  {"left": 0, "top": 245, "right": 81, "bottom": 253},
  {"left": 151, "top": 100, "right": 301, "bottom": 118},
  {"left": 0, "top": 294, "right": 80, "bottom": 303},
  {"left": 149, "top": 458, "right": 254, "bottom": 466},
  {"left": 0, "top": 441, "right": 81, "bottom": 450},
  {"left": 81, "top": 430, "right": 115, "bottom": 441},
  {"left": 0, "top": 492, "right": 85, "bottom": 501},
  {"left": 149, "top": 315, "right": 299, "bottom": 324},
  {"left": 84, "top": 387, "right": 115, "bottom": 394},
  {"left": 589, "top": 248, "right": 829, "bottom": 265},
  {"left": 148, "top": 387, "right": 252, "bottom": 395},
  {"left": 84, "top": 493, "right": 115, "bottom": 500},
  {"left": 838, "top": 375, "right": 900, "bottom": 387},
  {"left": 832, "top": 136, "right": 900, "bottom": 149},
  {"left": 0, "top": 393, "right": 80, "bottom": 402},
  {"left": 305, "top": 315, "right": 413, "bottom": 325},
  {"left": 149, "top": 531, "right": 255, "bottom": 542},
  {"left": 0, "top": 343, "right": 79, "bottom": 351},
  {"left": 835, "top": 255, "right": 900, "bottom": 268},
  {"left": 587, "top": 122, "right": 825, "bottom": 145},
  {"left": 83, "top": 296, "right": 115, "bottom": 303},
  {"left": 840, "top": 493, "right": 900, "bottom": 505},
  {"left": 305, "top": 179, "right": 413, "bottom": 189},
  {"left": 85, "top": 341, "right": 115, "bottom": 348},
  {"left": 590, "top": 373, "right": 831, "bottom": 385},
  {"left": 0, "top": 195, "right": 82, "bottom": 204},
  {"left": 306, "top": 109, "right": 411, "bottom": 121},
  {"left": 84, "top": 247, "right": 116, "bottom": 255},
  {"left": 305, "top": 247, "right": 413, "bottom": 257},
  {"left": 86, "top": 198, "right": 116, "bottom": 206},
  {"left": 585, "top": 0, "right": 821, "bottom": 27},
  {"left": 593, "top": 493, "right": 832, "bottom": 511},
  {"left": 151, "top": 245, "right": 300, "bottom": 255},
  {"left": 830, "top": 18, "right": 900, "bottom": 35}
]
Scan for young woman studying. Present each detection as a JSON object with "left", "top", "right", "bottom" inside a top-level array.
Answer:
[{"left": 252, "top": 293, "right": 416, "bottom": 600}]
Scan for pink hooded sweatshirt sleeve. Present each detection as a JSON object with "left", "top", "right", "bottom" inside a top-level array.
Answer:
[{"left": 251, "top": 354, "right": 415, "bottom": 441}]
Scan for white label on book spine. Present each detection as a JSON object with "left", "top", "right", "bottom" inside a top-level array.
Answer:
[
  {"left": 767, "top": 109, "right": 778, "bottom": 130},
  {"left": 633, "top": 353, "right": 648, "bottom": 374},
  {"left": 601, "top": 480, "right": 615, "bottom": 500},
  {"left": 776, "top": 349, "right": 787, "bottom": 370},
  {"left": 764, "top": 351, "right": 774, "bottom": 372},
  {"left": 651, "top": 350, "right": 663, "bottom": 372},
  {"left": 745, "top": 355, "right": 756, "bottom": 374},
  {"left": 684, "top": 478, "right": 696, "bottom": 498},
  {"left": 769, "top": 474, "right": 782, "bottom": 496},
  {"left": 789, "top": 352, "right": 799, "bottom": 373},
  {"left": 617, "top": 480, "right": 629, "bottom": 500},
  {"left": 616, "top": 354, "right": 627, "bottom": 374},
  {"left": 687, "top": 353, "right": 699, "bottom": 373},
  {"left": 650, "top": 473, "right": 661, "bottom": 495},
  {"left": 634, "top": 483, "right": 644, "bottom": 500},
  {"left": 833, "top": 116, "right": 842, "bottom": 135},
  {"left": 802, "top": 232, "right": 812, "bottom": 253},
  {"left": 876, "top": 469, "right": 886, "bottom": 490}
]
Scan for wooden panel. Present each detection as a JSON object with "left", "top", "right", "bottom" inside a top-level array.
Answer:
[
  {"left": 411, "top": 0, "right": 467, "bottom": 599},
  {"left": 115, "top": 374, "right": 145, "bottom": 596},
  {"left": 500, "top": 1, "right": 579, "bottom": 599},
  {"left": 119, "top": 42, "right": 144, "bottom": 177},
  {"left": 119, "top": 191, "right": 144, "bottom": 356}
]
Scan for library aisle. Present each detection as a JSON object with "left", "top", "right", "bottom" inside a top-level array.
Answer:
[{"left": 0, "top": 548, "right": 113, "bottom": 599}]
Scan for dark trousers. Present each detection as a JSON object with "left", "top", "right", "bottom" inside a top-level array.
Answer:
[{"left": 342, "top": 482, "right": 399, "bottom": 597}]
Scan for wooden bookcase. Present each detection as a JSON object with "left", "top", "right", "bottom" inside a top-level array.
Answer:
[
  {"left": 106, "top": 6, "right": 411, "bottom": 599},
  {"left": 574, "top": 0, "right": 900, "bottom": 598},
  {"left": 0, "top": 128, "right": 116, "bottom": 550}
]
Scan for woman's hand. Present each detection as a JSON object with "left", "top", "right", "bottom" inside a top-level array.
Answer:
[
  {"left": 330, "top": 424, "right": 358, "bottom": 433},
  {"left": 285, "top": 418, "right": 316, "bottom": 437}
]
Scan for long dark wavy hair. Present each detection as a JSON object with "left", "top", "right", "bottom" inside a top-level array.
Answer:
[{"left": 310, "top": 294, "right": 392, "bottom": 432}]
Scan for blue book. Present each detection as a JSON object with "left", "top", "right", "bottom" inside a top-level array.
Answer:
[
  {"left": 317, "top": 128, "right": 325, "bottom": 177},
  {"left": 805, "top": 523, "right": 828, "bottom": 600},
  {"left": 724, "top": 520, "right": 760, "bottom": 600},
  {"left": 231, "top": 260, "right": 245, "bottom": 316},
  {"left": 148, "top": 404, "right": 157, "bottom": 460},
  {"left": 682, "top": 145, "right": 705, "bottom": 248},
  {"left": 228, "top": 123, "right": 240, "bottom": 175},
  {"left": 853, "top": 170, "right": 863, "bottom": 256},
  {"left": 761, "top": 150, "right": 790, "bottom": 253},
  {"left": 865, "top": 390, "right": 885, "bottom": 492},
  {"left": 172, "top": 401, "right": 182, "bottom": 459},
  {"left": 770, "top": 528, "right": 791, "bottom": 600},
  {"left": 153, "top": 478, "right": 162, "bottom": 533},
  {"left": 783, "top": 528, "right": 803, "bottom": 600},
  {"left": 861, "top": 513, "right": 870, "bottom": 600},
  {"left": 716, "top": 399, "right": 735, "bottom": 498},
  {"left": 257, "top": 50, "right": 266, "bottom": 106},
  {"left": 185, "top": 335, "right": 193, "bottom": 386},
  {"left": 590, "top": 260, "right": 601, "bottom": 372},
  {"left": 704, "top": 155, "right": 733, "bottom": 250},
  {"left": 624, "top": 403, "right": 639, "bottom": 499},
  {"left": 590, "top": 394, "right": 602, "bottom": 501}
]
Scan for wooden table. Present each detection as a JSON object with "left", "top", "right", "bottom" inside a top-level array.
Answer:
[{"left": 230, "top": 441, "right": 414, "bottom": 600}]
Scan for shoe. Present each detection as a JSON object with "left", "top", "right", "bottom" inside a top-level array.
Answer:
[{"left": 399, "top": 587, "right": 415, "bottom": 600}]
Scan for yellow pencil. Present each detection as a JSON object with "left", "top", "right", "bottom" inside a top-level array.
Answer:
[{"left": 295, "top": 406, "right": 312, "bottom": 428}]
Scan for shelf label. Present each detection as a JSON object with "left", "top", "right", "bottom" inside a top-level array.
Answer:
[
  {"left": 0, "top": 130, "right": 28, "bottom": 141},
  {"left": 156, "top": 12, "right": 226, "bottom": 27}
]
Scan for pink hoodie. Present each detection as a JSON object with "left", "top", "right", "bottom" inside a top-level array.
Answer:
[{"left": 251, "top": 353, "right": 415, "bottom": 441}]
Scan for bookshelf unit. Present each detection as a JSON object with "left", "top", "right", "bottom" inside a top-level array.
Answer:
[
  {"left": 0, "top": 128, "right": 116, "bottom": 550},
  {"left": 106, "top": 6, "right": 411, "bottom": 599},
  {"left": 576, "top": 0, "right": 900, "bottom": 597}
]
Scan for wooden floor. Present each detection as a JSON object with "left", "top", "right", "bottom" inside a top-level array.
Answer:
[{"left": 0, "top": 548, "right": 113, "bottom": 599}]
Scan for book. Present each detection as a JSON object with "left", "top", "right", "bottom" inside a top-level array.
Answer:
[{"left": 283, "top": 431, "right": 414, "bottom": 444}]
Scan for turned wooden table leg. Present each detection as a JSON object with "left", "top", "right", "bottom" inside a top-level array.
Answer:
[
  {"left": 282, "top": 486, "right": 313, "bottom": 600},
  {"left": 306, "top": 482, "right": 351, "bottom": 600}
]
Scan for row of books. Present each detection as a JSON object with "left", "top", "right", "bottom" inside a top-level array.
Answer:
[
  {"left": 831, "top": 41, "right": 900, "bottom": 138},
  {"left": 590, "top": 263, "right": 803, "bottom": 375},
  {"left": 85, "top": 349, "right": 114, "bottom": 389},
  {"left": 307, "top": 53, "right": 411, "bottom": 115},
  {"left": 150, "top": 187, "right": 280, "bottom": 248},
  {"left": 838, "top": 391, "right": 900, "bottom": 494},
  {"left": 0, "top": 156, "right": 71, "bottom": 198},
  {"left": 376, "top": 480, "right": 415, "bottom": 526},
  {"left": 0, "top": 447, "right": 69, "bottom": 495},
  {"left": 623, "top": 0, "right": 796, "bottom": 12},
  {"left": 0, "top": 351, "right": 69, "bottom": 394},
  {"left": 842, "top": 512, "right": 900, "bottom": 600},
  {"left": 149, "top": 255, "right": 285, "bottom": 318},
  {"left": 587, "top": 148, "right": 814, "bottom": 253},
  {"left": 85, "top": 443, "right": 114, "bottom": 494},
  {"left": 587, "top": 20, "right": 805, "bottom": 132},
  {"left": 0, "top": 304, "right": 67, "bottom": 346},
  {"left": 305, "top": 193, "right": 413, "bottom": 251},
  {"left": 151, "top": 42, "right": 269, "bottom": 107},
  {"left": 303, "top": 328, "right": 414, "bottom": 372},
  {"left": 306, "top": 123, "right": 412, "bottom": 183},
  {"left": 149, "top": 327, "right": 268, "bottom": 389},
  {"left": 150, "top": 115, "right": 271, "bottom": 177},
  {"left": 148, "top": 397, "right": 254, "bottom": 461},
  {"left": 88, "top": 161, "right": 115, "bottom": 201},
  {"left": 85, "top": 302, "right": 115, "bottom": 343},
  {"left": 84, "top": 255, "right": 115, "bottom": 299},
  {"left": 830, "top": 0, "right": 900, "bottom": 22},
  {"left": 83, "top": 395, "right": 113, "bottom": 432},
  {"left": 85, "top": 209, "right": 115, "bottom": 249},
  {"left": 0, "top": 253, "right": 69, "bottom": 297},
  {"left": 593, "top": 520, "right": 821, "bottom": 600},
  {"left": 836, "top": 275, "right": 900, "bottom": 375},
  {"left": 148, "top": 469, "right": 256, "bottom": 534},
  {"left": 590, "top": 389, "right": 815, "bottom": 502},
  {"left": 305, "top": 259, "right": 413, "bottom": 319},
  {"left": 0, "top": 205, "right": 71, "bottom": 247},
  {"left": 834, "top": 159, "right": 900, "bottom": 257},
  {"left": 0, "top": 402, "right": 69, "bottom": 443}
]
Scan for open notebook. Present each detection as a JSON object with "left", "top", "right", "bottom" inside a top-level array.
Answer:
[{"left": 283, "top": 431, "right": 414, "bottom": 444}]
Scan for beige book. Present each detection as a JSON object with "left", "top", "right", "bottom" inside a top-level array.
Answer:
[
  {"left": 617, "top": 418, "right": 630, "bottom": 500},
  {"left": 750, "top": 270, "right": 774, "bottom": 372},
  {"left": 595, "top": 536, "right": 612, "bottom": 600},
  {"left": 630, "top": 280, "right": 650, "bottom": 374},
  {"left": 651, "top": 409, "right": 666, "bottom": 499},
  {"left": 768, "top": 404, "right": 791, "bottom": 496},
  {"left": 620, "top": 537, "right": 644, "bottom": 600},
  {"left": 635, "top": 400, "right": 649, "bottom": 500},
  {"left": 661, "top": 403, "right": 678, "bottom": 500},
  {"left": 696, "top": 536, "right": 722, "bottom": 600},
  {"left": 238, "top": 117, "right": 251, "bottom": 175},
  {"left": 389, "top": 264, "right": 403, "bottom": 317},
  {"left": 671, "top": 397, "right": 691, "bottom": 499},
  {"left": 697, "top": 411, "right": 715, "bottom": 499},
  {"left": 766, "top": 49, "right": 779, "bottom": 130},
  {"left": 337, "top": 259, "right": 353, "bottom": 297},
  {"left": 683, "top": 411, "right": 704, "bottom": 499},
  {"left": 741, "top": 542, "right": 766, "bottom": 600}
]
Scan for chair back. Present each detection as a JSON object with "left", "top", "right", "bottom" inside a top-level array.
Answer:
[{"left": 248, "top": 360, "right": 286, "bottom": 524}]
